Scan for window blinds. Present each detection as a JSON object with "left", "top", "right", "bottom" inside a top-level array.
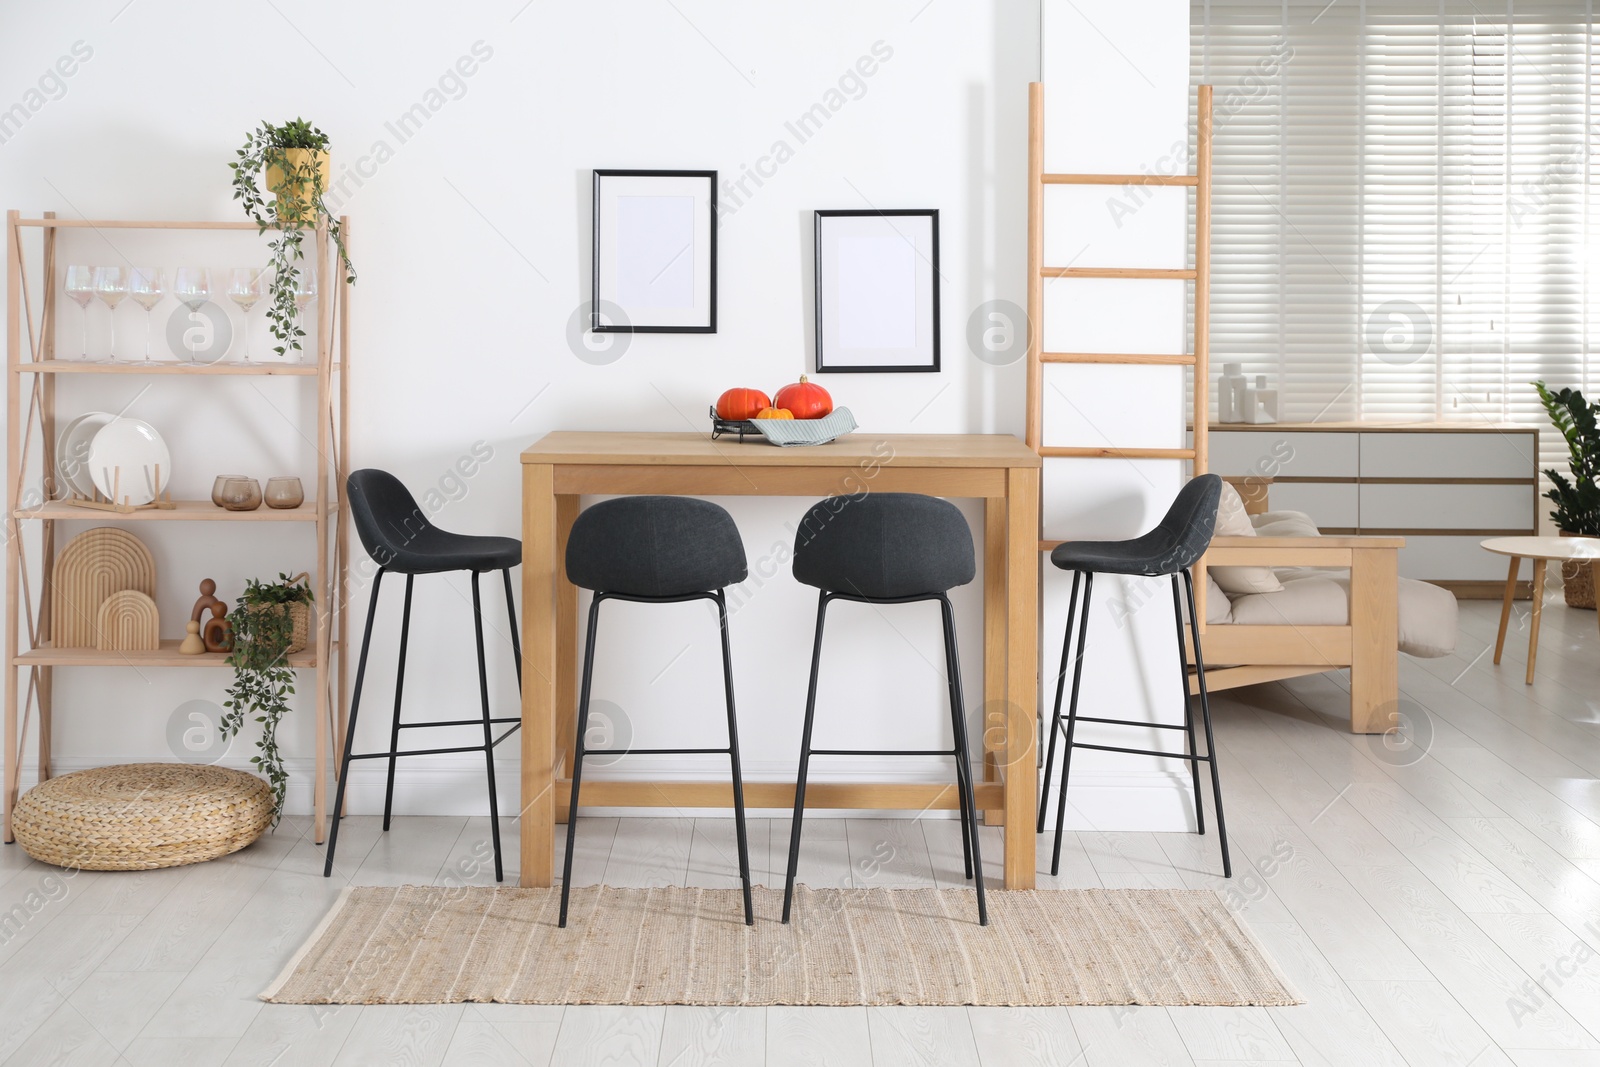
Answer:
[{"left": 1191, "top": 0, "right": 1599, "bottom": 461}]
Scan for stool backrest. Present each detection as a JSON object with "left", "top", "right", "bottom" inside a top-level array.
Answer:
[
  {"left": 347, "top": 469, "right": 432, "bottom": 569},
  {"left": 1155, "top": 473, "right": 1224, "bottom": 574}
]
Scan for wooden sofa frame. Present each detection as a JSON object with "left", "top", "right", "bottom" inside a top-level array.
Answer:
[{"left": 1194, "top": 478, "right": 1403, "bottom": 734}]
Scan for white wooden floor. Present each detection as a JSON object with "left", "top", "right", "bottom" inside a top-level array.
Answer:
[{"left": 2, "top": 599, "right": 1599, "bottom": 1066}]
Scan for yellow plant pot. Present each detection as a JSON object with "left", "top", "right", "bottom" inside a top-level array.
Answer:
[{"left": 264, "top": 148, "right": 331, "bottom": 215}]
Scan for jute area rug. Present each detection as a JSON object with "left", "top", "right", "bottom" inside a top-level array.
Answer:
[{"left": 262, "top": 885, "right": 1300, "bottom": 1007}]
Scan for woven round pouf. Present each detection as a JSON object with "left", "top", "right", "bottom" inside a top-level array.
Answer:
[{"left": 13, "top": 763, "right": 274, "bottom": 871}]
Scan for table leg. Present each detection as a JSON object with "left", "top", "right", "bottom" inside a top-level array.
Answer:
[
  {"left": 554, "top": 494, "right": 580, "bottom": 825},
  {"left": 1003, "top": 466, "right": 1039, "bottom": 889},
  {"left": 1493, "top": 555, "right": 1519, "bottom": 665},
  {"left": 981, "top": 495, "right": 1007, "bottom": 826},
  {"left": 1526, "top": 559, "right": 1547, "bottom": 686},
  {"left": 520, "top": 464, "right": 557, "bottom": 886}
]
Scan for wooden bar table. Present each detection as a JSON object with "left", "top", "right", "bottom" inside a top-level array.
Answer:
[{"left": 519, "top": 431, "right": 1041, "bottom": 889}]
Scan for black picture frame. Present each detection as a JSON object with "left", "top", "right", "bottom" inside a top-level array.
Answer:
[
  {"left": 592, "top": 169, "right": 717, "bottom": 333},
  {"left": 813, "top": 208, "right": 940, "bottom": 373}
]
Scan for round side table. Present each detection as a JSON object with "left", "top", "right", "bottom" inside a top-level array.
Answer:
[{"left": 1481, "top": 536, "right": 1600, "bottom": 684}]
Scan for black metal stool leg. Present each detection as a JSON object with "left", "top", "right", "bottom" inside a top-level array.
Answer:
[
  {"left": 471, "top": 572, "right": 505, "bottom": 882},
  {"left": 938, "top": 596, "right": 974, "bottom": 881},
  {"left": 1050, "top": 571, "right": 1094, "bottom": 876},
  {"left": 940, "top": 595, "right": 987, "bottom": 925},
  {"left": 502, "top": 567, "right": 522, "bottom": 691},
  {"left": 1184, "top": 570, "right": 1231, "bottom": 877},
  {"left": 381, "top": 574, "right": 415, "bottom": 833},
  {"left": 1171, "top": 575, "right": 1205, "bottom": 836},
  {"left": 1038, "top": 570, "right": 1081, "bottom": 833},
  {"left": 783, "top": 591, "right": 830, "bottom": 924},
  {"left": 325, "top": 570, "right": 385, "bottom": 878},
  {"left": 714, "top": 591, "right": 754, "bottom": 926},
  {"left": 559, "top": 596, "right": 604, "bottom": 927}
]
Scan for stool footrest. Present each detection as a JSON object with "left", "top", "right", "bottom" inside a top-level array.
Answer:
[
  {"left": 397, "top": 717, "right": 521, "bottom": 729},
  {"left": 1060, "top": 715, "right": 1188, "bottom": 731},
  {"left": 810, "top": 748, "right": 960, "bottom": 757},
  {"left": 346, "top": 742, "right": 499, "bottom": 760},
  {"left": 1069, "top": 740, "right": 1213, "bottom": 762},
  {"left": 583, "top": 746, "right": 731, "bottom": 757}
]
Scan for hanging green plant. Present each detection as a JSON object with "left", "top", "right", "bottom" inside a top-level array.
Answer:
[
  {"left": 228, "top": 117, "right": 356, "bottom": 358},
  {"left": 220, "top": 572, "right": 315, "bottom": 824}
]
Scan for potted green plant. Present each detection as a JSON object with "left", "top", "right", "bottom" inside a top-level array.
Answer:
[
  {"left": 229, "top": 118, "right": 356, "bottom": 359},
  {"left": 220, "top": 572, "right": 314, "bottom": 823},
  {"left": 1533, "top": 381, "right": 1600, "bottom": 608}
]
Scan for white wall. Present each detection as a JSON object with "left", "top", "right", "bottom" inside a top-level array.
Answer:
[
  {"left": 0, "top": 1, "right": 1038, "bottom": 816},
  {"left": 1040, "top": 0, "right": 1199, "bottom": 831},
  {"left": 0, "top": 0, "right": 1192, "bottom": 830}
]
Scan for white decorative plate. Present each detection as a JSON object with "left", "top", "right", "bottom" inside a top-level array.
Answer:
[
  {"left": 56, "top": 411, "right": 116, "bottom": 499},
  {"left": 87, "top": 418, "right": 171, "bottom": 506}
]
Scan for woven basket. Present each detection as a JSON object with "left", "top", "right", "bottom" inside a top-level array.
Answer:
[
  {"left": 245, "top": 572, "right": 312, "bottom": 653},
  {"left": 1560, "top": 530, "right": 1597, "bottom": 610},
  {"left": 13, "top": 763, "right": 273, "bottom": 871}
]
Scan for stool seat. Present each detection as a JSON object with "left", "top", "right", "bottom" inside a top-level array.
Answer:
[
  {"left": 348, "top": 469, "right": 521, "bottom": 574},
  {"left": 1049, "top": 476, "right": 1221, "bottom": 577},
  {"left": 566, "top": 496, "right": 747, "bottom": 597},
  {"left": 793, "top": 493, "right": 975, "bottom": 599}
]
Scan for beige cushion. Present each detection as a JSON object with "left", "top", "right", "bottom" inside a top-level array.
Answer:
[
  {"left": 1210, "top": 483, "right": 1284, "bottom": 595},
  {"left": 1250, "top": 510, "right": 1320, "bottom": 539},
  {"left": 1225, "top": 572, "right": 1457, "bottom": 658}
]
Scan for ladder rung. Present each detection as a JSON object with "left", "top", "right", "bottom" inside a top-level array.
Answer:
[
  {"left": 1042, "top": 352, "right": 1196, "bottom": 366},
  {"left": 1042, "top": 267, "right": 1197, "bottom": 280},
  {"left": 1039, "top": 446, "right": 1197, "bottom": 460},
  {"left": 1042, "top": 173, "right": 1199, "bottom": 187}
]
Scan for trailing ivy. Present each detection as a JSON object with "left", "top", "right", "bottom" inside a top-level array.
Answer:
[
  {"left": 221, "top": 573, "right": 314, "bottom": 825},
  {"left": 228, "top": 117, "right": 356, "bottom": 358}
]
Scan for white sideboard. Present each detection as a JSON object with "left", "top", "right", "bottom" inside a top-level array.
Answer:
[{"left": 1203, "top": 422, "right": 1540, "bottom": 597}]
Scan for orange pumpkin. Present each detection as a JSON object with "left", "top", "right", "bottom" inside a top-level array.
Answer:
[
  {"left": 773, "top": 375, "right": 832, "bottom": 419},
  {"left": 716, "top": 387, "right": 772, "bottom": 421},
  {"left": 754, "top": 406, "right": 794, "bottom": 420}
]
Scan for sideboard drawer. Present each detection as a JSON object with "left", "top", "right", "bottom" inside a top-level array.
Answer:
[
  {"left": 1265, "top": 482, "right": 1360, "bottom": 529},
  {"left": 1208, "top": 430, "right": 1359, "bottom": 478},
  {"left": 1359, "top": 431, "right": 1535, "bottom": 479},
  {"left": 1359, "top": 483, "right": 1532, "bottom": 532}
]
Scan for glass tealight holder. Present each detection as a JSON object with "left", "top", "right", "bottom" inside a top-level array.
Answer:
[
  {"left": 264, "top": 476, "right": 305, "bottom": 509},
  {"left": 212, "top": 475, "right": 249, "bottom": 508},
  {"left": 219, "top": 477, "right": 262, "bottom": 511}
]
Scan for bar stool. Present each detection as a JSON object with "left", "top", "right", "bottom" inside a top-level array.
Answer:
[
  {"left": 561, "top": 496, "right": 754, "bottom": 927},
  {"left": 325, "top": 469, "right": 522, "bottom": 881},
  {"left": 782, "top": 493, "right": 987, "bottom": 926},
  {"left": 1037, "top": 473, "right": 1232, "bottom": 878}
]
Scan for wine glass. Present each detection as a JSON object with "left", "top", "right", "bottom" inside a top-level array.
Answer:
[
  {"left": 171, "top": 267, "right": 212, "bottom": 362},
  {"left": 226, "top": 267, "right": 265, "bottom": 363},
  {"left": 64, "top": 265, "right": 96, "bottom": 361},
  {"left": 93, "top": 266, "right": 128, "bottom": 363},
  {"left": 291, "top": 261, "right": 316, "bottom": 363},
  {"left": 127, "top": 267, "right": 165, "bottom": 363}
]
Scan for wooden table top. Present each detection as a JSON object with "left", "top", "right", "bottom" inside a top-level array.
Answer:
[
  {"left": 520, "top": 431, "right": 1041, "bottom": 469},
  {"left": 1482, "top": 535, "right": 1600, "bottom": 561}
]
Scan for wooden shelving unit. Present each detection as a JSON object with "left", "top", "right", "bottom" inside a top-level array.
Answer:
[{"left": 4, "top": 210, "right": 351, "bottom": 844}]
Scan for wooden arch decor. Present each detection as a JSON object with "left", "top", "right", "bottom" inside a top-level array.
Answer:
[
  {"left": 49, "top": 528, "right": 157, "bottom": 649},
  {"left": 94, "top": 590, "right": 160, "bottom": 651}
]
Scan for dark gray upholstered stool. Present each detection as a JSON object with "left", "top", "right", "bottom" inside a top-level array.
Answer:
[
  {"left": 783, "top": 493, "right": 987, "bottom": 926},
  {"left": 561, "top": 496, "right": 754, "bottom": 927},
  {"left": 326, "top": 469, "right": 522, "bottom": 881},
  {"left": 1039, "top": 474, "right": 1232, "bottom": 878}
]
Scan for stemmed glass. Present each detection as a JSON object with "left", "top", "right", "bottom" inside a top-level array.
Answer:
[
  {"left": 64, "top": 265, "right": 96, "bottom": 361},
  {"left": 93, "top": 266, "right": 128, "bottom": 363},
  {"left": 127, "top": 267, "right": 165, "bottom": 364},
  {"left": 171, "top": 267, "right": 211, "bottom": 362},
  {"left": 292, "top": 261, "right": 316, "bottom": 363},
  {"left": 226, "top": 267, "right": 266, "bottom": 364}
]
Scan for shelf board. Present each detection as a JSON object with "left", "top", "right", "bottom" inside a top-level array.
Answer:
[
  {"left": 15, "top": 639, "right": 321, "bottom": 668},
  {"left": 15, "top": 500, "right": 321, "bottom": 522},
  {"left": 15, "top": 218, "right": 312, "bottom": 231},
  {"left": 13, "top": 360, "right": 323, "bottom": 376}
]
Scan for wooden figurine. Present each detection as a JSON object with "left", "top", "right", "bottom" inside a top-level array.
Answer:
[
  {"left": 181, "top": 579, "right": 227, "bottom": 655},
  {"left": 202, "top": 603, "right": 234, "bottom": 654}
]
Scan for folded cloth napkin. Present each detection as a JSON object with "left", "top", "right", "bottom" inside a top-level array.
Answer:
[{"left": 750, "top": 407, "right": 857, "bottom": 446}]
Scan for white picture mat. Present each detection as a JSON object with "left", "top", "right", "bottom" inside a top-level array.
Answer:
[
  {"left": 597, "top": 174, "right": 713, "bottom": 327},
  {"left": 817, "top": 214, "right": 936, "bottom": 368}
]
